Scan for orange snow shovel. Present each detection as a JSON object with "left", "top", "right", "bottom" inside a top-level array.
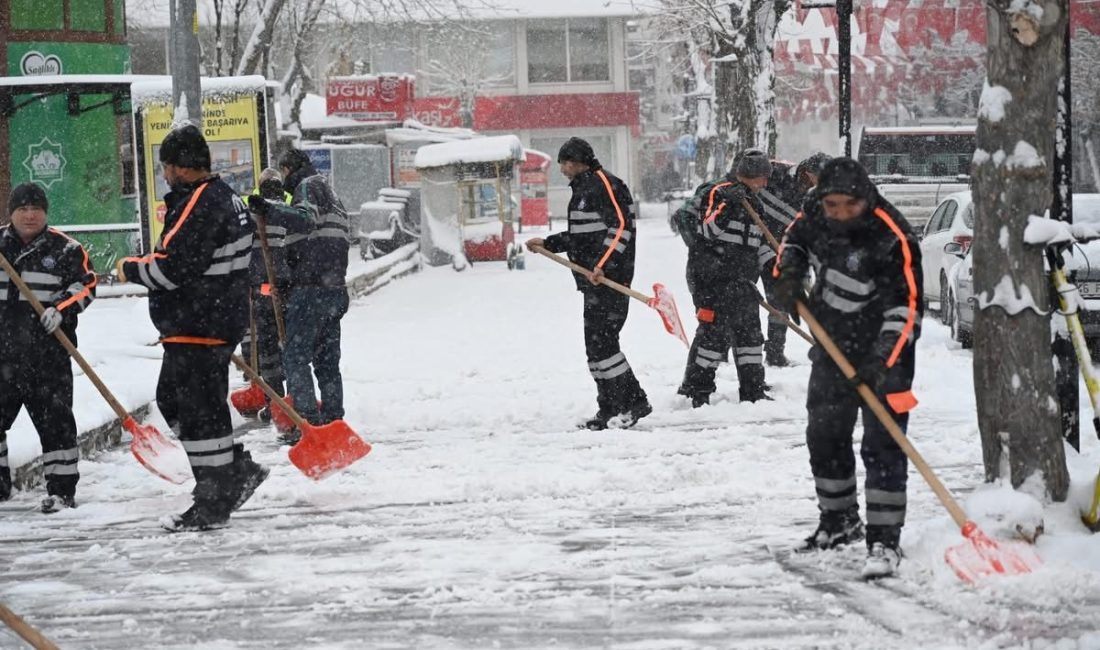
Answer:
[
  {"left": 229, "top": 297, "right": 266, "bottom": 416},
  {"left": 797, "top": 301, "right": 1040, "bottom": 583},
  {"left": 0, "top": 252, "right": 190, "bottom": 484},
  {"left": 532, "top": 246, "right": 688, "bottom": 346},
  {"left": 230, "top": 354, "right": 371, "bottom": 480}
]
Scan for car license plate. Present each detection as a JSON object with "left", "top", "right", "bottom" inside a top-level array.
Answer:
[{"left": 1079, "top": 281, "right": 1100, "bottom": 298}]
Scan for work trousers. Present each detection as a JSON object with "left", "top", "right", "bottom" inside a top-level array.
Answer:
[
  {"left": 805, "top": 350, "right": 912, "bottom": 547},
  {"left": 240, "top": 288, "right": 285, "bottom": 394},
  {"left": 680, "top": 278, "right": 765, "bottom": 401},
  {"left": 0, "top": 350, "right": 79, "bottom": 498},
  {"left": 157, "top": 342, "right": 237, "bottom": 504},
  {"left": 582, "top": 287, "right": 648, "bottom": 416},
  {"left": 283, "top": 286, "right": 349, "bottom": 425}
]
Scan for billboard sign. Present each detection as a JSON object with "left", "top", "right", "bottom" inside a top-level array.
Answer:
[{"left": 327, "top": 75, "right": 414, "bottom": 121}]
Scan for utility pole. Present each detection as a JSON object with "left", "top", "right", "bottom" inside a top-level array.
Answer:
[
  {"left": 1052, "top": 13, "right": 1078, "bottom": 450},
  {"left": 801, "top": 0, "right": 853, "bottom": 157},
  {"left": 170, "top": 0, "right": 203, "bottom": 128}
]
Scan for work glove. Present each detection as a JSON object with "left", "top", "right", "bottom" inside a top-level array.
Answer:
[
  {"left": 770, "top": 274, "right": 805, "bottom": 323},
  {"left": 853, "top": 355, "right": 888, "bottom": 392},
  {"left": 246, "top": 194, "right": 270, "bottom": 217},
  {"left": 114, "top": 258, "right": 128, "bottom": 284},
  {"left": 40, "top": 306, "right": 62, "bottom": 335}
]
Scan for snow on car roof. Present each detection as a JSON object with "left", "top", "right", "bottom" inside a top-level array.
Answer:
[{"left": 414, "top": 134, "right": 525, "bottom": 169}]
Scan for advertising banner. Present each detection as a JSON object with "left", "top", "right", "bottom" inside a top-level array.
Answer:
[
  {"left": 327, "top": 75, "right": 414, "bottom": 121},
  {"left": 139, "top": 94, "right": 262, "bottom": 246}
]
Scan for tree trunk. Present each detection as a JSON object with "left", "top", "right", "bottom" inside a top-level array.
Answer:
[
  {"left": 972, "top": 0, "right": 1069, "bottom": 499},
  {"left": 236, "top": 0, "right": 290, "bottom": 76}
]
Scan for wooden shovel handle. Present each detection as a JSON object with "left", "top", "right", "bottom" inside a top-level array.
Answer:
[
  {"left": 796, "top": 301, "right": 969, "bottom": 530},
  {"left": 0, "top": 602, "right": 61, "bottom": 650},
  {"left": 0, "top": 252, "right": 129, "bottom": 422},
  {"left": 255, "top": 213, "right": 286, "bottom": 345},
  {"left": 531, "top": 246, "right": 652, "bottom": 305},
  {"left": 230, "top": 354, "right": 307, "bottom": 428}
]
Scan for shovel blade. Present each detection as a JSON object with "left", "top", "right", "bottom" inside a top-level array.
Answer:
[
  {"left": 944, "top": 521, "right": 1040, "bottom": 583},
  {"left": 124, "top": 417, "right": 192, "bottom": 484},
  {"left": 270, "top": 397, "right": 297, "bottom": 434},
  {"left": 287, "top": 420, "right": 371, "bottom": 481},
  {"left": 649, "top": 283, "right": 689, "bottom": 347},
  {"left": 230, "top": 383, "right": 266, "bottom": 416}
]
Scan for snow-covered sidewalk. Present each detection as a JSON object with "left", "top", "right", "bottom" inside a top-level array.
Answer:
[{"left": 2, "top": 221, "right": 1099, "bottom": 649}]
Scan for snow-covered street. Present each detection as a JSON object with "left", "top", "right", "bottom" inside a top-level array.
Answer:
[{"left": 3, "top": 220, "right": 1100, "bottom": 649}]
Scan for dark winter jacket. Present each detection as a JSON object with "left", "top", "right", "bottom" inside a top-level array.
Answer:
[
  {"left": 686, "top": 178, "right": 776, "bottom": 286},
  {"left": 543, "top": 166, "right": 637, "bottom": 291},
  {"left": 282, "top": 163, "right": 349, "bottom": 288},
  {"left": 757, "top": 161, "right": 801, "bottom": 239},
  {"left": 246, "top": 188, "right": 298, "bottom": 288},
  {"left": 0, "top": 225, "right": 96, "bottom": 355},
  {"left": 121, "top": 175, "right": 253, "bottom": 344},
  {"left": 773, "top": 192, "right": 923, "bottom": 373}
]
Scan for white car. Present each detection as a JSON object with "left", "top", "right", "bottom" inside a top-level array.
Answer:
[
  {"left": 945, "top": 193, "right": 1100, "bottom": 350},
  {"left": 919, "top": 191, "right": 974, "bottom": 323}
]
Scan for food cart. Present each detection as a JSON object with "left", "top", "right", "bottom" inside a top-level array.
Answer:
[{"left": 414, "top": 134, "right": 525, "bottom": 270}]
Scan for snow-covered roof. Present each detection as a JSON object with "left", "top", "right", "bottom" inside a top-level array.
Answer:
[
  {"left": 130, "top": 75, "right": 268, "bottom": 106},
  {"left": 0, "top": 74, "right": 165, "bottom": 88},
  {"left": 299, "top": 93, "right": 365, "bottom": 130},
  {"left": 863, "top": 125, "right": 977, "bottom": 136},
  {"left": 386, "top": 119, "right": 478, "bottom": 146},
  {"left": 414, "top": 134, "right": 525, "bottom": 169}
]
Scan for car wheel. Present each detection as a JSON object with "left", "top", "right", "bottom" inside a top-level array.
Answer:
[
  {"left": 939, "top": 273, "right": 951, "bottom": 324},
  {"left": 951, "top": 293, "right": 973, "bottom": 349}
]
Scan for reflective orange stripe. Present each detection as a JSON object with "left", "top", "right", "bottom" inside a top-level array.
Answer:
[
  {"left": 772, "top": 211, "right": 804, "bottom": 278},
  {"left": 260, "top": 283, "right": 272, "bottom": 296},
  {"left": 886, "top": 390, "right": 918, "bottom": 414},
  {"left": 48, "top": 228, "right": 97, "bottom": 311},
  {"left": 160, "top": 336, "right": 228, "bottom": 346},
  {"left": 160, "top": 182, "right": 209, "bottom": 250},
  {"left": 873, "top": 207, "right": 919, "bottom": 368},
  {"left": 702, "top": 181, "right": 733, "bottom": 225},
  {"left": 594, "top": 170, "right": 627, "bottom": 270},
  {"left": 697, "top": 308, "right": 715, "bottom": 323}
]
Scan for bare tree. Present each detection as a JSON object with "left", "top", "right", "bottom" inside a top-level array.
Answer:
[
  {"left": 418, "top": 22, "right": 513, "bottom": 129},
  {"left": 203, "top": 0, "right": 253, "bottom": 75},
  {"left": 657, "top": 0, "right": 791, "bottom": 170},
  {"left": 971, "top": 0, "right": 1069, "bottom": 498},
  {"left": 235, "top": 0, "right": 291, "bottom": 75}
]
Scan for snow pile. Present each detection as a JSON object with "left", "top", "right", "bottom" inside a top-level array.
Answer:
[
  {"left": 414, "top": 135, "right": 525, "bottom": 169},
  {"left": 978, "top": 82, "right": 1013, "bottom": 123}
]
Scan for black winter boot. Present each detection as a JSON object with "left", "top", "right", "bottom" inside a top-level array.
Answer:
[
  {"left": 800, "top": 507, "right": 865, "bottom": 552},
  {"left": 227, "top": 444, "right": 269, "bottom": 512}
]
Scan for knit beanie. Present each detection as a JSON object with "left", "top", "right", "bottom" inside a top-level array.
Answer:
[
  {"left": 557, "top": 137, "right": 598, "bottom": 166},
  {"left": 735, "top": 149, "right": 773, "bottom": 179},
  {"left": 159, "top": 125, "right": 211, "bottom": 170},
  {"left": 815, "top": 157, "right": 876, "bottom": 201},
  {"left": 8, "top": 182, "right": 49, "bottom": 213}
]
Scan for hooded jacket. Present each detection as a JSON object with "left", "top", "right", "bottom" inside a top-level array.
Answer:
[{"left": 282, "top": 161, "right": 349, "bottom": 288}]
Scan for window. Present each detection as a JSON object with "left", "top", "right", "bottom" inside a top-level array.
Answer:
[
  {"left": 962, "top": 205, "right": 975, "bottom": 229},
  {"left": 370, "top": 27, "right": 418, "bottom": 74},
  {"left": 530, "top": 134, "right": 613, "bottom": 188},
  {"left": 118, "top": 114, "right": 136, "bottom": 196},
  {"left": 527, "top": 19, "right": 610, "bottom": 84},
  {"left": 941, "top": 200, "right": 958, "bottom": 230},
  {"left": 11, "top": 0, "right": 64, "bottom": 30},
  {"left": 423, "top": 22, "right": 515, "bottom": 95},
  {"left": 71, "top": 0, "right": 106, "bottom": 32},
  {"left": 925, "top": 203, "right": 948, "bottom": 236}
]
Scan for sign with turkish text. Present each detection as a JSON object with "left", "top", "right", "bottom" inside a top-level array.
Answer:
[{"left": 327, "top": 75, "right": 414, "bottom": 121}]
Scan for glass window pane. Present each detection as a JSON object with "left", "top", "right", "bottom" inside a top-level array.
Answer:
[
  {"left": 11, "top": 0, "right": 64, "bottom": 30},
  {"left": 422, "top": 22, "right": 514, "bottom": 96},
  {"left": 527, "top": 20, "right": 568, "bottom": 84},
  {"left": 568, "top": 19, "right": 609, "bottom": 82},
  {"left": 72, "top": 0, "right": 107, "bottom": 32},
  {"left": 530, "top": 135, "right": 613, "bottom": 188}
]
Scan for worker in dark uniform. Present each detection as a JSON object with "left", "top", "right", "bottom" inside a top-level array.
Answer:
[
  {"left": 526, "top": 137, "right": 651, "bottom": 430},
  {"left": 118, "top": 125, "right": 268, "bottom": 532},
  {"left": 258, "top": 149, "right": 350, "bottom": 443},
  {"left": 0, "top": 183, "right": 96, "bottom": 512},
  {"left": 770, "top": 157, "right": 923, "bottom": 579},
  {"left": 757, "top": 152, "right": 832, "bottom": 367},
  {"left": 677, "top": 149, "right": 775, "bottom": 407},
  {"left": 242, "top": 167, "right": 295, "bottom": 420}
]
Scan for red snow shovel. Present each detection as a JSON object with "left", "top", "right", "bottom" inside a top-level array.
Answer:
[
  {"left": 797, "top": 302, "right": 1040, "bottom": 583},
  {"left": 532, "top": 246, "right": 688, "bottom": 346},
  {"left": 230, "top": 297, "right": 266, "bottom": 416},
  {"left": 230, "top": 354, "right": 371, "bottom": 480},
  {"left": 0, "top": 252, "right": 190, "bottom": 484}
]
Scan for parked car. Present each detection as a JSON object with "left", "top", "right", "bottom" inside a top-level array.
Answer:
[
  {"left": 945, "top": 193, "right": 1100, "bottom": 350},
  {"left": 919, "top": 191, "right": 974, "bottom": 323}
]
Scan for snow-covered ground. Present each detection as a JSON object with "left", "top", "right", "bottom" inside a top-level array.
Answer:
[{"left": 2, "top": 218, "right": 1100, "bottom": 649}]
